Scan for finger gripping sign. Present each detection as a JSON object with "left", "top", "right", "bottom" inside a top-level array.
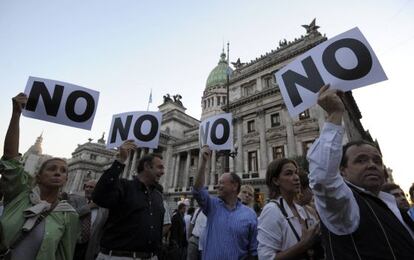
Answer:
[
  {"left": 199, "top": 113, "right": 233, "bottom": 150},
  {"left": 23, "top": 76, "right": 100, "bottom": 130},
  {"left": 275, "top": 27, "right": 387, "bottom": 117},
  {"left": 107, "top": 111, "right": 162, "bottom": 149}
]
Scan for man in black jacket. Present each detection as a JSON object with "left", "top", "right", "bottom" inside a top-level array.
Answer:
[
  {"left": 169, "top": 203, "right": 188, "bottom": 260},
  {"left": 93, "top": 140, "right": 165, "bottom": 260}
]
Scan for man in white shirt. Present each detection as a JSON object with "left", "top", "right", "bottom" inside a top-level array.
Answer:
[
  {"left": 307, "top": 85, "right": 414, "bottom": 259},
  {"left": 186, "top": 207, "right": 207, "bottom": 260}
]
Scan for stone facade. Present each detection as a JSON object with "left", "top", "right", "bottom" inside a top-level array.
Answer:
[{"left": 63, "top": 22, "right": 376, "bottom": 209}]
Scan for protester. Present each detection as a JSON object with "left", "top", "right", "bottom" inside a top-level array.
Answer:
[
  {"left": 0, "top": 93, "right": 79, "bottom": 260},
  {"left": 184, "top": 206, "right": 195, "bottom": 241},
  {"left": 239, "top": 184, "right": 255, "bottom": 208},
  {"left": 409, "top": 183, "right": 414, "bottom": 221},
  {"left": 381, "top": 183, "right": 410, "bottom": 211},
  {"left": 186, "top": 207, "right": 206, "bottom": 260},
  {"left": 307, "top": 85, "right": 414, "bottom": 259},
  {"left": 93, "top": 141, "right": 165, "bottom": 260},
  {"left": 82, "top": 180, "right": 109, "bottom": 260},
  {"left": 296, "top": 172, "right": 318, "bottom": 221},
  {"left": 257, "top": 158, "right": 321, "bottom": 260},
  {"left": 192, "top": 145, "right": 258, "bottom": 260},
  {"left": 169, "top": 203, "right": 188, "bottom": 260}
]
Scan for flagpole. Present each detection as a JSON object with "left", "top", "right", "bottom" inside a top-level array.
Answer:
[{"left": 147, "top": 89, "right": 152, "bottom": 111}]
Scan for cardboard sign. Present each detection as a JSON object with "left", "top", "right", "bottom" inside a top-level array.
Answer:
[
  {"left": 199, "top": 113, "right": 233, "bottom": 150},
  {"left": 22, "top": 76, "right": 99, "bottom": 130},
  {"left": 275, "top": 27, "right": 387, "bottom": 116},
  {"left": 107, "top": 111, "right": 162, "bottom": 149}
]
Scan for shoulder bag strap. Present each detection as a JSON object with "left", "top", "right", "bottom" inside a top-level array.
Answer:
[
  {"left": 9, "top": 200, "right": 58, "bottom": 250},
  {"left": 271, "top": 198, "right": 301, "bottom": 242}
]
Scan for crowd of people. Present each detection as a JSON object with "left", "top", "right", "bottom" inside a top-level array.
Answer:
[{"left": 1, "top": 86, "right": 414, "bottom": 260}]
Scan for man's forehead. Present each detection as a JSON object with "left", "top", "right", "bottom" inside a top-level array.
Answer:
[
  {"left": 390, "top": 188, "right": 404, "bottom": 195},
  {"left": 346, "top": 144, "right": 381, "bottom": 157}
]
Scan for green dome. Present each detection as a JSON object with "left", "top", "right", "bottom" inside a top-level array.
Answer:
[{"left": 205, "top": 52, "right": 233, "bottom": 89}]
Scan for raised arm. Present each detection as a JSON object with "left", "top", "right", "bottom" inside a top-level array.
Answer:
[
  {"left": 92, "top": 140, "right": 136, "bottom": 208},
  {"left": 307, "top": 85, "right": 359, "bottom": 235},
  {"left": 194, "top": 145, "right": 211, "bottom": 190},
  {"left": 3, "top": 93, "right": 27, "bottom": 159}
]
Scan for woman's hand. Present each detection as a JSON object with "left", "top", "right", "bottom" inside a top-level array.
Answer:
[{"left": 12, "top": 93, "right": 28, "bottom": 115}]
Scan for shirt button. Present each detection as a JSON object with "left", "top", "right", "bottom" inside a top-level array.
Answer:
[
  {"left": 149, "top": 241, "right": 152, "bottom": 244},
  {"left": 150, "top": 225, "right": 154, "bottom": 229},
  {"left": 150, "top": 212, "right": 153, "bottom": 216}
]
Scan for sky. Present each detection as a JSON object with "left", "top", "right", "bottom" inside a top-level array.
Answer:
[{"left": 0, "top": 0, "right": 413, "bottom": 193}]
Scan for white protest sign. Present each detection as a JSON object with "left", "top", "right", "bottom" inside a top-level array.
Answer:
[
  {"left": 275, "top": 27, "right": 387, "bottom": 116},
  {"left": 199, "top": 113, "right": 233, "bottom": 150},
  {"left": 23, "top": 76, "right": 99, "bottom": 130},
  {"left": 107, "top": 111, "right": 162, "bottom": 149}
]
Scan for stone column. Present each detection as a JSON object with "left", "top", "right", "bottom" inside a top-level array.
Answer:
[
  {"left": 236, "top": 117, "right": 244, "bottom": 174},
  {"left": 283, "top": 108, "right": 297, "bottom": 157},
  {"left": 183, "top": 150, "right": 191, "bottom": 188},
  {"left": 122, "top": 156, "right": 131, "bottom": 179},
  {"left": 229, "top": 156, "right": 234, "bottom": 173},
  {"left": 257, "top": 110, "right": 268, "bottom": 170},
  {"left": 173, "top": 154, "right": 180, "bottom": 188},
  {"left": 169, "top": 155, "right": 177, "bottom": 189}
]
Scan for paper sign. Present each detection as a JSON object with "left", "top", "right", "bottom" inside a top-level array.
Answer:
[
  {"left": 107, "top": 111, "right": 162, "bottom": 149},
  {"left": 22, "top": 76, "right": 99, "bottom": 130},
  {"left": 275, "top": 27, "right": 387, "bottom": 116},
  {"left": 199, "top": 113, "right": 233, "bottom": 150}
]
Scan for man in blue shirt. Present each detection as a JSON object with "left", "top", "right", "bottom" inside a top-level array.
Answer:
[{"left": 192, "top": 146, "right": 258, "bottom": 260}]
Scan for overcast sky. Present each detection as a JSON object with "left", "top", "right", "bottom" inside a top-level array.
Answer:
[{"left": 0, "top": 0, "right": 413, "bottom": 192}]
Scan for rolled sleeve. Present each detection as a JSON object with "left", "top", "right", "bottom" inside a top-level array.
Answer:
[
  {"left": 0, "top": 158, "right": 32, "bottom": 205},
  {"left": 258, "top": 204, "right": 282, "bottom": 260},
  {"left": 92, "top": 160, "right": 125, "bottom": 208},
  {"left": 307, "top": 123, "right": 359, "bottom": 235},
  {"left": 191, "top": 187, "right": 211, "bottom": 215}
]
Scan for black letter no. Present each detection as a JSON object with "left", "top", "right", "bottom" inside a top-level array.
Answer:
[
  {"left": 65, "top": 91, "right": 96, "bottom": 122},
  {"left": 210, "top": 118, "right": 230, "bottom": 145},
  {"left": 133, "top": 115, "right": 158, "bottom": 142},
  {"left": 322, "top": 38, "right": 372, "bottom": 80}
]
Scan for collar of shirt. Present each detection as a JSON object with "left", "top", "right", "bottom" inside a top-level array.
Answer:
[
  {"left": 217, "top": 197, "right": 243, "bottom": 211},
  {"left": 275, "top": 196, "right": 308, "bottom": 220}
]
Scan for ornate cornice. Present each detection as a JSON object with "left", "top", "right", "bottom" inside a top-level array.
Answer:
[{"left": 227, "top": 87, "right": 280, "bottom": 110}]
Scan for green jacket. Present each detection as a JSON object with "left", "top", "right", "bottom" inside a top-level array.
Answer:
[{"left": 0, "top": 158, "right": 79, "bottom": 260}]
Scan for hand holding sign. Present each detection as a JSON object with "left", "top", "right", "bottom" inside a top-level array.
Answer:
[
  {"left": 275, "top": 27, "right": 387, "bottom": 116},
  {"left": 12, "top": 93, "right": 28, "bottom": 114},
  {"left": 317, "top": 84, "right": 345, "bottom": 125},
  {"left": 118, "top": 140, "right": 137, "bottom": 163},
  {"left": 200, "top": 145, "right": 212, "bottom": 163}
]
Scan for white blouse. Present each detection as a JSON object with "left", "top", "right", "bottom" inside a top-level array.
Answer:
[{"left": 257, "top": 197, "right": 317, "bottom": 260}]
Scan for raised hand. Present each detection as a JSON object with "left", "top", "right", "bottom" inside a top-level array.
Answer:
[
  {"left": 12, "top": 93, "right": 28, "bottom": 115},
  {"left": 118, "top": 140, "right": 137, "bottom": 163},
  {"left": 317, "top": 84, "right": 345, "bottom": 125},
  {"left": 200, "top": 145, "right": 212, "bottom": 163}
]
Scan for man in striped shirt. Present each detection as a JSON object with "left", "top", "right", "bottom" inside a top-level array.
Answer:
[{"left": 192, "top": 146, "right": 258, "bottom": 260}]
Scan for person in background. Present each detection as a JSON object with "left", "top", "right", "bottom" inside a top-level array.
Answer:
[
  {"left": 408, "top": 183, "right": 414, "bottom": 221},
  {"left": 186, "top": 207, "right": 206, "bottom": 260},
  {"left": 169, "top": 202, "right": 188, "bottom": 260},
  {"left": 296, "top": 172, "right": 318, "bottom": 221},
  {"left": 184, "top": 207, "right": 195, "bottom": 240},
  {"left": 0, "top": 93, "right": 79, "bottom": 260},
  {"left": 239, "top": 184, "right": 255, "bottom": 208},
  {"left": 257, "top": 158, "right": 321, "bottom": 260}
]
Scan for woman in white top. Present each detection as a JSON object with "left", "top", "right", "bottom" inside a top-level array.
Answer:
[{"left": 257, "top": 158, "right": 320, "bottom": 260}]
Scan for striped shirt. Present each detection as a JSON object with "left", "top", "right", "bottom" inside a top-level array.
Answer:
[{"left": 192, "top": 187, "right": 258, "bottom": 260}]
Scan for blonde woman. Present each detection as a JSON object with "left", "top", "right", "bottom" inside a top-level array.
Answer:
[{"left": 0, "top": 93, "right": 79, "bottom": 260}]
